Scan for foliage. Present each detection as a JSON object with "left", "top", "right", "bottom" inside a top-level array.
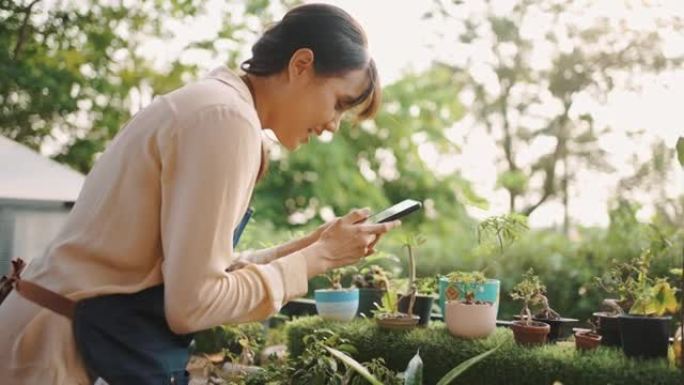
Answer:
[
  {"left": 595, "top": 250, "right": 679, "bottom": 316},
  {"left": 323, "top": 266, "right": 359, "bottom": 290},
  {"left": 192, "top": 322, "right": 265, "bottom": 364},
  {"left": 415, "top": 276, "right": 439, "bottom": 296},
  {"left": 373, "top": 287, "right": 401, "bottom": 318},
  {"left": 477, "top": 213, "right": 529, "bottom": 256},
  {"left": 286, "top": 316, "right": 681, "bottom": 385},
  {"left": 1, "top": 0, "right": 297, "bottom": 171},
  {"left": 510, "top": 269, "right": 545, "bottom": 324},
  {"left": 353, "top": 265, "right": 392, "bottom": 290}
]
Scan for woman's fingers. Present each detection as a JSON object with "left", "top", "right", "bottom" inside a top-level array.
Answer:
[
  {"left": 356, "top": 220, "right": 401, "bottom": 234},
  {"left": 340, "top": 207, "right": 371, "bottom": 224}
]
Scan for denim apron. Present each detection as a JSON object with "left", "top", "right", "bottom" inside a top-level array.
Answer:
[{"left": 73, "top": 208, "right": 253, "bottom": 385}]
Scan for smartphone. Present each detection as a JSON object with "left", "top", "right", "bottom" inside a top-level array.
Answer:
[{"left": 366, "top": 199, "right": 423, "bottom": 224}]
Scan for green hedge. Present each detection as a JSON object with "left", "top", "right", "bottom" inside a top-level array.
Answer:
[{"left": 285, "top": 316, "right": 681, "bottom": 385}]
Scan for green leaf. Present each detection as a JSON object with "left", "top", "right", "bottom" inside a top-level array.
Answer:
[
  {"left": 676, "top": 137, "right": 684, "bottom": 167},
  {"left": 324, "top": 346, "right": 384, "bottom": 385},
  {"left": 403, "top": 350, "right": 423, "bottom": 385},
  {"left": 435, "top": 343, "right": 502, "bottom": 385}
]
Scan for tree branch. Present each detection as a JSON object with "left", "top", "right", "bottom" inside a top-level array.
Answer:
[{"left": 13, "top": 0, "right": 42, "bottom": 61}]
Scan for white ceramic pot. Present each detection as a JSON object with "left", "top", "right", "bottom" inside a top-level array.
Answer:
[
  {"left": 314, "top": 289, "right": 359, "bottom": 321},
  {"left": 445, "top": 301, "right": 497, "bottom": 339}
]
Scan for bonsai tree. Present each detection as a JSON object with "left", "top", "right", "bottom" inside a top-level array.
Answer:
[{"left": 510, "top": 269, "right": 545, "bottom": 326}]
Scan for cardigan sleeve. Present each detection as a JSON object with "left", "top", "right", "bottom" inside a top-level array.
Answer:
[{"left": 159, "top": 103, "right": 309, "bottom": 333}]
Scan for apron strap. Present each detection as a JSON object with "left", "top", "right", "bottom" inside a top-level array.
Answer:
[{"left": 3, "top": 258, "right": 76, "bottom": 319}]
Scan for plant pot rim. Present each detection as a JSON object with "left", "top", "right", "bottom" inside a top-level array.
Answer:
[
  {"left": 514, "top": 315, "right": 578, "bottom": 323},
  {"left": 440, "top": 276, "right": 500, "bottom": 283},
  {"left": 617, "top": 313, "right": 672, "bottom": 321},
  {"left": 575, "top": 331, "right": 602, "bottom": 340},
  {"left": 446, "top": 300, "right": 494, "bottom": 306},
  {"left": 314, "top": 288, "right": 359, "bottom": 293},
  {"left": 375, "top": 314, "right": 420, "bottom": 329},
  {"left": 512, "top": 320, "right": 551, "bottom": 329},
  {"left": 593, "top": 311, "right": 621, "bottom": 318}
]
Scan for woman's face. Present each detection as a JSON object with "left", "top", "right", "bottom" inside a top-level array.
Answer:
[{"left": 271, "top": 49, "right": 371, "bottom": 150}]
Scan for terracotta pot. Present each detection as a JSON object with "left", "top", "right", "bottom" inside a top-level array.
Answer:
[
  {"left": 514, "top": 315, "right": 578, "bottom": 342},
  {"left": 511, "top": 320, "right": 550, "bottom": 346},
  {"left": 445, "top": 301, "right": 497, "bottom": 339},
  {"left": 375, "top": 313, "right": 420, "bottom": 330},
  {"left": 575, "top": 331, "right": 602, "bottom": 351}
]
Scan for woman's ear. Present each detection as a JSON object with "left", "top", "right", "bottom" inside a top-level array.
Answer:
[{"left": 288, "top": 48, "right": 315, "bottom": 80}]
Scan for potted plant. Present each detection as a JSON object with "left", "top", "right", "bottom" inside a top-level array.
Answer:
[
  {"left": 443, "top": 271, "right": 497, "bottom": 339},
  {"left": 597, "top": 250, "right": 679, "bottom": 358},
  {"left": 373, "top": 280, "right": 420, "bottom": 331},
  {"left": 439, "top": 214, "right": 528, "bottom": 317},
  {"left": 395, "top": 234, "right": 435, "bottom": 327},
  {"left": 352, "top": 264, "right": 392, "bottom": 318},
  {"left": 574, "top": 319, "right": 602, "bottom": 351},
  {"left": 529, "top": 286, "right": 578, "bottom": 342},
  {"left": 314, "top": 266, "right": 359, "bottom": 321},
  {"left": 510, "top": 269, "right": 551, "bottom": 346}
]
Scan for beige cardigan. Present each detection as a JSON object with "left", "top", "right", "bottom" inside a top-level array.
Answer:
[{"left": 0, "top": 67, "right": 309, "bottom": 384}]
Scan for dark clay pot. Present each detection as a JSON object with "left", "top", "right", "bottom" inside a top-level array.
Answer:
[
  {"left": 511, "top": 320, "right": 550, "bottom": 346},
  {"left": 618, "top": 314, "right": 671, "bottom": 359},
  {"left": 398, "top": 294, "right": 434, "bottom": 327},
  {"left": 593, "top": 311, "right": 621, "bottom": 347},
  {"left": 356, "top": 288, "right": 386, "bottom": 318}
]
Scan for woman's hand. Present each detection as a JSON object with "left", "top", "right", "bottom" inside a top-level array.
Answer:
[
  {"left": 302, "top": 219, "right": 337, "bottom": 247},
  {"left": 304, "top": 208, "right": 401, "bottom": 277}
]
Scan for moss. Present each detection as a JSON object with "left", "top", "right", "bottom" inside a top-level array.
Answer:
[{"left": 285, "top": 316, "right": 681, "bottom": 385}]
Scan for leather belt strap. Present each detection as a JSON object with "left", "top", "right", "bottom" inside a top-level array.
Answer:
[{"left": 3, "top": 258, "right": 75, "bottom": 319}]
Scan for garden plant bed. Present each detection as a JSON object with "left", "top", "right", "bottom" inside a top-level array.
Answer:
[{"left": 285, "top": 316, "right": 681, "bottom": 385}]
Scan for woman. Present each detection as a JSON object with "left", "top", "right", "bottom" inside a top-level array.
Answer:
[{"left": 0, "top": 3, "right": 399, "bottom": 384}]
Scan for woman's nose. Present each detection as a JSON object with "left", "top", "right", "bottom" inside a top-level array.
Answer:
[{"left": 325, "top": 115, "right": 341, "bottom": 133}]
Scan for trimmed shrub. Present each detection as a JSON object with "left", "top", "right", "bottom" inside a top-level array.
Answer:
[{"left": 285, "top": 316, "right": 681, "bottom": 385}]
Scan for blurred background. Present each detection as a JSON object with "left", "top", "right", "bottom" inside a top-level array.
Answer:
[{"left": 1, "top": 0, "right": 682, "bottom": 322}]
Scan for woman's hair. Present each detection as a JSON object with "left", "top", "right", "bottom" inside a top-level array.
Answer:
[{"left": 242, "top": 3, "right": 381, "bottom": 121}]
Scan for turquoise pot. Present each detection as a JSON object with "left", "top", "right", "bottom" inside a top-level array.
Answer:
[{"left": 438, "top": 277, "right": 500, "bottom": 316}]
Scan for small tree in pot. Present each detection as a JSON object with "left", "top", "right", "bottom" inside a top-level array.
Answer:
[
  {"left": 510, "top": 269, "right": 551, "bottom": 346},
  {"left": 395, "top": 234, "right": 435, "bottom": 327},
  {"left": 597, "top": 250, "right": 679, "bottom": 358}
]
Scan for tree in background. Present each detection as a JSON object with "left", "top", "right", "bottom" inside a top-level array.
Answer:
[
  {"left": 0, "top": 0, "right": 295, "bottom": 172},
  {"left": 427, "top": 0, "right": 684, "bottom": 233}
]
